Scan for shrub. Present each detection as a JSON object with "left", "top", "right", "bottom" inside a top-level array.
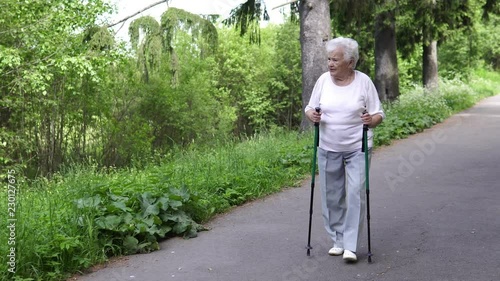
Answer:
[{"left": 375, "top": 86, "right": 450, "bottom": 146}]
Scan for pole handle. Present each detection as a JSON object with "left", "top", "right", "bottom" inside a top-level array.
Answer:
[
  {"left": 314, "top": 107, "right": 321, "bottom": 127},
  {"left": 361, "top": 109, "right": 368, "bottom": 152},
  {"left": 362, "top": 108, "right": 369, "bottom": 129}
]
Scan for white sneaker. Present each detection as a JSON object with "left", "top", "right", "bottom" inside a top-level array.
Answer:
[
  {"left": 328, "top": 246, "right": 344, "bottom": 256},
  {"left": 343, "top": 250, "right": 357, "bottom": 262}
]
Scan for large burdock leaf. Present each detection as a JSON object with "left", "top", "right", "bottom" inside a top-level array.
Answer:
[
  {"left": 123, "top": 235, "right": 139, "bottom": 254},
  {"left": 143, "top": 202, "right": 160, "bottom": 217},
  {"left": 95, "top": 215, "right": 122, "bottom": 230}
]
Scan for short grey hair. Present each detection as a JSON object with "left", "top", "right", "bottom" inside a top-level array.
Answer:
[{"left": 325, "top": 37, "right": 359, "bottom": 70}]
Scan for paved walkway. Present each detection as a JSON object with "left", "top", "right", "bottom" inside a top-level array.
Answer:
[{"left": 77, "top": 95, "right": 500, "bottom": 281}]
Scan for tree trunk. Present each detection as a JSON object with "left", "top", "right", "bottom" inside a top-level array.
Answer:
[
  {"left": 423, "top": 40, "right": 438, "bottom": 90},
  {"left": 422, "top": 0, "right": 438, "bottom": 90},
  {"left": 299, "top": 0, "right": 331, "bottom": 131},
  {"left": 374, "top": 3, "right": 399, "bottom": 102}
]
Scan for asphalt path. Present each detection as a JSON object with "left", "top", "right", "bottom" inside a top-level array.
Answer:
[{"left": 76, "top": 95, "right": 500, "bottom": 281}]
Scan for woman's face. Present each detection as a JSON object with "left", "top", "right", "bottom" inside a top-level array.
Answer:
[{"left": 327, "top": 48, "right": 353, "bottom": 78}]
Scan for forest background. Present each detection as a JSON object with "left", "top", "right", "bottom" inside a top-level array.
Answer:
[{"left": 0, "top": 0, "right": 499, "bottom": 280}]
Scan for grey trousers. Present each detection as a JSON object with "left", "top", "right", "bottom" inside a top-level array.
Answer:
[{"left": 317, "top": 147, "right": 371, "bottom": 253}]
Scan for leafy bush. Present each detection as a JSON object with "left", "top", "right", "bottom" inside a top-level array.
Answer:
[
  {"left": 468, "top": 69, "right": 500, "bottom": 98},
  {"left": 76, "top": 186, "right": 204, "bottom": 255},
  {"left": 375, "top": 87, "right": 450, "bottom": 146},
  {"left": 374, "top": 72, "right": 499, "bottom": 147},
  {"left": 439, "top": 79, "right": 477, "bottom": 112}
]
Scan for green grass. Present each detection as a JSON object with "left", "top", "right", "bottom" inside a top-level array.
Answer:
[
  {"left": 0, "top": 70, "right": 498, "bottom": 281},
  {"left": 0, "top": 128, "right": 312, "bottom": 281}
]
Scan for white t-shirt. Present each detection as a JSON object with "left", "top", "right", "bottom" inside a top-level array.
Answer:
[{"left": 305, "top": 70, "right": 385, "bottom": 152}]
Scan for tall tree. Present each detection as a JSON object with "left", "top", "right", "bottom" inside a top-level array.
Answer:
[
  {"left": 397, "top": 0, "right": 480, "bottom": 89},
  {"left": 422, "top": 0, "right": 438, "bottom": 90},
  {"left": 374, "top": 0, "right": 399, "bottom": 101},
  {"left": 298, "top": 0, "right": 331, "bottom": 130}
]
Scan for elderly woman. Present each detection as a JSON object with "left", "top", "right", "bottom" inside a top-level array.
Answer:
[{"left": 305, "top": 37, "right": 385, "bottom": 262}]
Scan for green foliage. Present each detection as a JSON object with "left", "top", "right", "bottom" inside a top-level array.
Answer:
[
  {"left": 467, "top": 68, "right": 500, "bottom": 97},
  {"left": 216, "top": 27, "right": 276, "bottom": 133},
  {"left": 83, "top": 25, "right": 115, "bottom": 52},
  {"left": 477, "top": 13, "right": 500, "bottom": 70},
  {"left": 439, "top": 80, "right": 479, "bottom": 112},
  {"left": 222, "top": 0, "right": 269, "bottom": 43},
  {"left": 270, "top": 20, "right": 303, "bottom": 129},
  {"left": 78, "top": 187, "right": 204, "bottom": 255},
  {"left": 2, "top": 5, "right": 306, "bottom": 178},
  {"left": 129, "top": 15, "right": 162, "bottom": 82},
  {"left": 397, "top": 0, "right": 480, "bottom": 57},
  {"left": 1, "top": 1, "right": 499, "bottom": 280},
  {"left": 1, "top": 70, "right": 498, "bottom": 280},
  {"left": 160, "top": 7, "right": 218, "bottom": 57},
  {"left": 437, "top": 1, "right": 500, "bottom": 78},
  {"left": 214, "top": 24, "right": 304, "bottom": 134},
  {"left": 0, "top": 129, "right": 310, "bottom": 280},
  {"left": 375, "top": 88, "right": 450, "bottom": 145},
  {"left": 374, "top": 72, "right": 499, "bottom": 146},
  {"left": 0, "top": 174, "right": 108, "bottom": 280},
  {"left": 129, "top": 16, "right": 161, "bottom": 51},
  {"left": 397, "top": 48, "right": 423, "bottom": 89},
  {"left": 1, "top": 0, "right": 498, "bottom": 182},
  {"left": 0, "top": 0, "right": 119, "bottom": 177}
]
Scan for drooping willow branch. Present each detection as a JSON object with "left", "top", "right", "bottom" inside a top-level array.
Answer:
[
  {"left": 222, "top": 0, "right": 269, "bottom": 44},
  {"left": 126, "top": 7, "right": 218, "bottom": 84}
]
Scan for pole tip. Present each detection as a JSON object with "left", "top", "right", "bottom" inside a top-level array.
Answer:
[{"left": 367, "top": 253, "right": 372, "bottom": 263}]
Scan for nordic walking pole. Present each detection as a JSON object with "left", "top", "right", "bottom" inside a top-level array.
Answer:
[
  {"left": 361, "top": 110, "right": 373, "bottom": 263},
  {"left": 306, "top": 107, "right": 321, "bottom": 256}
]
